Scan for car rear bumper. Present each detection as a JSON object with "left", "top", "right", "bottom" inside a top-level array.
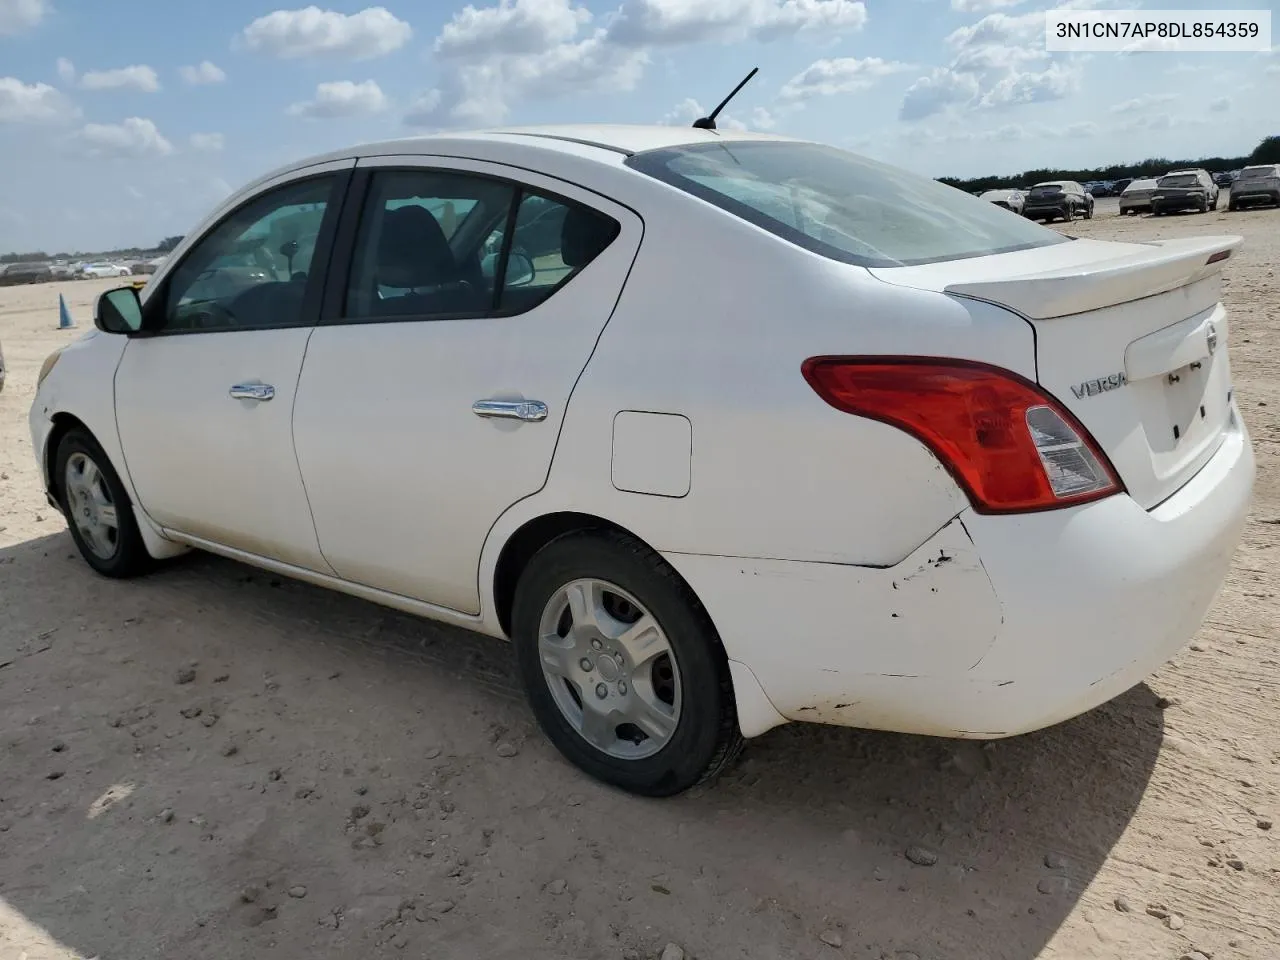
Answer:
[
  {"left": 1153, "top": 194, "right": 1206, "bottom": 211},
  {"left": 1023, "top": 204, "right": 1068, "bottom": 219},
  {"left": 666, "top": 406, "right": 1253, "bottom": 740},
  {"left": 1232, "top": 190, "right": 1280, "bottom": 205}
]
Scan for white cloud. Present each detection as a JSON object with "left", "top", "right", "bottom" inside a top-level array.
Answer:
[
  {"left": 1119, "top": 35, "right": 1181, "bottom": 55},
  {"left": 1209, "top": 96, "right": 1230, "bottom": 113},
  {"left": 80, "top": 117, "right": 173, "bottom": 157},
  {"left": 287, "top": 79, "right": 388, "bottom": 119},
  {"left": 780, "top": 57, "right": 911, "bottom": 101},
  {"left": 80, "top": 65, "right": 161, "bottom": 93},
  {"left": 607, "top": 0, "right": 867, "bottom": 46},
  {"left": 1108, "top": 92, "right": 1175, "bottom": 114},
  {"left": 899, "top": 68, "right": 979, "bottom": 121},
  {"left": 0, "top": 76, "right": 78, "bottom": 122},
  {"left": 403, "top": 89, "right": 443, "bottom": 128},
  {"left": 945, "top": 10, "right": 1043, "bottom": 50},
  {"left": 951, "top": 0, "right": 1024, "bottom": 10},
  {"left": 0, "top": 0, "right": 49, "bottom": 35},
  {"left": 179, "top": 61, "right": 226, "bottom": 85},
  {"left": 978, "top": 62, "right": 1078, "bottom": 108},
  {"left": 188, "top": 132, "right": 225, "bottom": 151},
  {"left": 56, "top": 57, "right": 75, "bottom": 84},
  {"left": 1063, "top": 120, "right": 1099, "bottom": 137},
  {"left": 751, "top": 106, "right": 777, "bottom": 129},
  {"left": 435, "top": 0, "right": 592, "bottom": 58},
  {"left": 240, "top": 6, "right": 412, "bottom": 60}
]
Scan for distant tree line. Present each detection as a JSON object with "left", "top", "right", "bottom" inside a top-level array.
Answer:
[
  {"left": 938, "top": 135, "right": 1279, "bottom": 193},
  {"left": 0, "top": 234, "right": 183, "bottom": 265}
]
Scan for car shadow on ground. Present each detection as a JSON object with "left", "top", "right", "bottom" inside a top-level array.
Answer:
[{"left": 0, "top": 532, "right": 1165, "bottom": 960}]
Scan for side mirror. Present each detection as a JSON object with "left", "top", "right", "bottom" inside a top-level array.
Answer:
[
  {"left": 505, "top": 252, "right": 535, "bottom": 288},
  {"left": 95, "top": 286, "right": 144, "bottom": 334}
]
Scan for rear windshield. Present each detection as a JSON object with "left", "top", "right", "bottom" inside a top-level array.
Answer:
[
  {"left": 1029, "top": 183, "right": 1065, "bottom": 195},
  {"left": 1239, "top": 166, "right": 1277, "bottom": 180},
  {"left": 1159, "top": 174, "right": 1199, "bottom": 188},
  {"left": 624, "top": 141, "right": 1068, "bottom": 268}
]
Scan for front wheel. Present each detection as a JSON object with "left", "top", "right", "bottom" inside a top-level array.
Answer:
[
  {"left": 512, "top": 530, "right": 743, "bottom": 797},
  {"left": 55, "top": 427, "right": 152, "bottom": 578}
]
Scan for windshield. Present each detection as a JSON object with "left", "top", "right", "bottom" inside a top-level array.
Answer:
[
  {"left": 624, "top": 141, "right": 1068, "bottom": 268},
  {"left": 1239, "top": 166, "right": 1276, "bottom": 180},
  {"left": 1159, "top": 174, "right": 1199, "bottom": 188}
]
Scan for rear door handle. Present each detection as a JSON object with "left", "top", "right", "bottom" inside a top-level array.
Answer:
[
  {"left": 229, "top": 383, "right": 275, "bottom": 402},
  {"left": 472, "top": 399, "right": 548, "bottom": 422}
]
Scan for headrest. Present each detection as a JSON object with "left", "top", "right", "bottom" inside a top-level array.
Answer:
[
  {"left": 560, "top": 206, "right": 619, "bottom": 268},
  {"left": 376, "top": 205, "right": 457, "bottom": 287}
]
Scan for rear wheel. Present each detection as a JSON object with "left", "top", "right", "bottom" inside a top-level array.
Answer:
[
  {"left": 55, "top": 428, "right": 151, "bottom": 578},
  {"left": 512, "top": 530, "right": 742, "bottom": 797}
]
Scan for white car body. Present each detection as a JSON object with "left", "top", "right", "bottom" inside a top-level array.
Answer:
[
  {"left": 79, "top": 262, "right": 131, "bottom": 278},
  {"left": 29, "top": 124, "right": 1254, "bottom": 790},
  {"left": 1119, "top": 177, "right": 1160, "bottom": 214}
]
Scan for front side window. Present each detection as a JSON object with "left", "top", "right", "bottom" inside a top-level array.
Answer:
[
  {"left": 161, "top": 176, "right": 335, "bottom": 332},
  {"left": 626, "top": 141, "right": 1068, "bottom": 268},
  {"left": 344, "top": 169, "right": 620, "bottom": 321}
]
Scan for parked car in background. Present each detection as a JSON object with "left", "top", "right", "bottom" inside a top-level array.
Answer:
[
  {"left": 1228, "top": 164, "right": 1280, "bottom": 210},
  {"left": 130, "top": 257, "right": 167, "bottom": 275},
  {"left": 1118, "top": 177, "right": 1160, "bottom": 215},
  {"left": 1213, "top": 171, "right": 1236, "bottom": 188},
  {"left": 1152, "top": 169, "right": 1219, "bottom": 215},
  {"left": 0, "top": 261, "right": 53, "bottom": 285},
  {"left": 49, "top": 262, "right": 76, "bottom": 280},
  {"left": 979, "top": 188, "right": 1025, "bottom": 214},
  {"left": 78, "top": 262, "right": 132, "bottom": 279},
  {"left": 1111, "top": 177, "right": 1133, "bottom": 195},
  {"left": 1022, "top": 181, "right": 1093, "bottom": 222},
  {"left": 28, "top": 123, "right": 1254, "bottom": 796}
]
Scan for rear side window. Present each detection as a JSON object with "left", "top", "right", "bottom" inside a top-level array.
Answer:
[
  {"left": 343, "top": 169, "right": 620, "bottom": 322},
  {"left": 626, "top": 141, "right": 1067, "bottom": 268}
]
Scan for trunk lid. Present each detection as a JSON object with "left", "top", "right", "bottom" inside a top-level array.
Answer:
[{"left": 869, "top": 235, "right": 1242, "bottom": 510}]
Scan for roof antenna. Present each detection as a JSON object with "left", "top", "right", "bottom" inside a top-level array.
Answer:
[{"left": 692, "top": 67, "right": 759, "bottom": 131}]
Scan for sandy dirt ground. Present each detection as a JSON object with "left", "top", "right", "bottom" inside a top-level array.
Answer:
[{"left": 1, "top": 201, "right": 1278, "bottom": 960}]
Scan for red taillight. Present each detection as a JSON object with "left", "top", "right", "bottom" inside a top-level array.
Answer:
[{"left": 801, "top": 356, "right": 1124, "bottom": 514}]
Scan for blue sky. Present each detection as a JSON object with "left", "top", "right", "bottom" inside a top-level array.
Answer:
[{"left": 1, "top": 0, "right": 1276, "bottom": 252}]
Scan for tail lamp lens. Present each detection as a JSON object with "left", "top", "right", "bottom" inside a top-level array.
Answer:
[{"left": 801, "top": 357, "right": 1123, "bottom": 514}]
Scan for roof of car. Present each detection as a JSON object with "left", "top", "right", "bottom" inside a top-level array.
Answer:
[{"left": 301, "top": 123, "right": 798, "bottom": 166}]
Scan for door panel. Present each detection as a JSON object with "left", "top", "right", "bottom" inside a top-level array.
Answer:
[
  {"left": 293, "top": 157, "right": 642, "bottom": 613},
  {"left": 115, "top": 163, "right": 352, "bottom": 570},
  {"left": 115, "top": 329, "right": 330, "bottom": 569}
]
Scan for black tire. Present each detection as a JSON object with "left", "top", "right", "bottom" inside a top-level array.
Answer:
[
  {"left": 54, "top": 427, "right": 152, "bottom": 578},
  {"left": 512, "top": 530, "right": 743, "bottom": 797},
  {"left": 1228, "top": 200, "right": 1238, "bottom": 212},
  {"left": 1084, "top": 202, "right": 1093, "bottom": 220}
]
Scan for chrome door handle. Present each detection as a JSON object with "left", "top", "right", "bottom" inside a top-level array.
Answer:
[
  {"left": 229, "top": 383, "right": 275, "bottom": 402},
  {"left": 472, "top": 399, "right": 548, "bottom": 422}
]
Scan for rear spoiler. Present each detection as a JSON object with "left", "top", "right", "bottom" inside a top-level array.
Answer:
[{"left": 943, "top": 235, "right": 1243, "bottom": 320}]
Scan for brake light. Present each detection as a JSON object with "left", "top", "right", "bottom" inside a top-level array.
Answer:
[{"left": 801, "top": 356, "right": 1124, "bottom": 514}]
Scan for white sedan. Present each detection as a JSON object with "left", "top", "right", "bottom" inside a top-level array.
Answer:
[
  {"left": 29, "top": 124, "right": 1254, "bottom": 796},
  {"left": 78, "top": 262, "right": 132, "bottom": 279}
]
